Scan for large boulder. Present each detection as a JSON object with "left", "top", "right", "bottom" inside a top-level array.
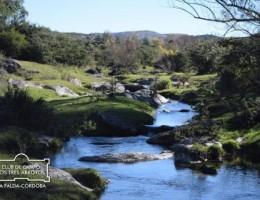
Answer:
[
  {"left": 1, "top": 59, "right": 23, "bottom": 74},
  {"left": 146, "top": 131, "right": 180, "bottom": 145},
  {"left": 90, "top": 111, "right": 143, "bottom": 136},
  {"left": 79, "top": 151, "right": 173, "bottom": 163},
  {"left": 171, "top": 144, "right": 197, "bottom": 166},
  {"left": 30, "top": 163, "right": 92, "bottom": 191}
]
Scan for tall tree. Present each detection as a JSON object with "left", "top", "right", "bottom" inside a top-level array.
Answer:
[
  {"left": 0, "top": 0, "right": 28, "bottom": 30},
  {"left": 103, "top": 34, "right": 140, "bottom": 73}
]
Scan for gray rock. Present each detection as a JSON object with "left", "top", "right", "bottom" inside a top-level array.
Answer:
[
  {"left": 30, "top": 163, "right": 92, "bottom": 191},
  {"left": 90, "top": 112, "right": 141, "bottom": 135},
  {"left": 69, "top": 78, "right": 82, "bottom": 86},
  {"left": 2, "top": 59, "right": 23, "bottom": 73},
  {"left": 171, "top": 144, "right": 202, "bottom": 166},
  {"left": 37, "top": 135, "right": 55, "bottom": 148},
  {"left": 116, "top": 83, "right": 125, "bottom": 92},
  {"left": 147, "top": 131, "right": 179, "bottom": 145},
  {"left": 236, "top": 137, "right": 246, "bottom": 143},
  {"left": 90, "top": 82, "right": 110, "bottom": 91},
  {"left": 8, "top": 78, "right": 43, "bottom": 89},
  {"left": 79, "top": 151, "right": 173, "bottom": 163},
  {"left": 205, "top": 141, "right": 222, "bottom": 147},
  {"left": 124, "top": 89, "right": 168, "bottom": 107},
  {"left": 45, "top": 85, "right": 79, "bottom": 97}
]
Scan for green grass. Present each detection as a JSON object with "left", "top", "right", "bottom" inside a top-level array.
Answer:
[
  {"left": 217, "top": 128, "right": 248, "bottom": 142},
  {"left": 20, "top": 61, "right": 110, "bottom": 85},
  {"left": 65, "top": 168, "right": 108, "bottom": 192},
  {"left": 244, "top": 129, "right": 260, "bottom": 144},
  {"left": 0, "top": 61, "right": 112, "bottom": 100},
  {"left": 51, "top": 95, "right": 154, "bottom": 136}
]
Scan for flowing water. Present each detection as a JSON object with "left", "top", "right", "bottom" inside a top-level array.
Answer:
[{"left": 51, "top": 101, "right": 260, "bottom": 200}]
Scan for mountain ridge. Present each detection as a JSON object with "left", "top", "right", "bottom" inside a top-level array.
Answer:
[{"left": 65, "top": 30, "right": 219, "bottom": 41}]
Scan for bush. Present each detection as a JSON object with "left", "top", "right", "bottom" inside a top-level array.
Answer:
[
  {"left": 150, "top": 79, "right": 171, "bottom": 91},
  {"left": 66, "top": 168, "right": 108, "bottom": 192},
  {"left": 208, "top": 145, "right": 224, "bottom": 160},
  {"left": 0, "top": 126, "right": 40, "bottom": 157},
  {"left": 3, "top": 89, "right": 55, "bottom": 134},
  {"left": 49, "top": 139, "right": 63, "bottom": 152},
  {"left": 222, "top": 140, "right": 240, "bottom": 155}
]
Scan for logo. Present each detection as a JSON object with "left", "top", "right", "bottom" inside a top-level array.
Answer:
[{"left": 0, "top": 153, "right": 50, "bottom": 182}]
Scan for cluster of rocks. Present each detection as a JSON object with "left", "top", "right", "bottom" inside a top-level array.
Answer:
[
  {"left": 7, "top": 78, "right": 81, "bottom": 97},
  {"left": 89, "top": 82, "right": 125, "bottom": 92},
  {"left": 124, "top": 89, "right": 168, "bottom": 107},
  {"left": 147, "top": 131, "right": 222, "bottom": 174},
  {"left": 8, "top": 78, "right": 43, "bottom": 89},
  {"left": 2, "top": 59, "right": 85, "bottom": 97},
  {"left": 1, "top": 59, "right": 40, "bottom": 74}
]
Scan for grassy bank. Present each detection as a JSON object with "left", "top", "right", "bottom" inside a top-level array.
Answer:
[{"left": 52, "top": 95, "right": 154, "bottom": 136}]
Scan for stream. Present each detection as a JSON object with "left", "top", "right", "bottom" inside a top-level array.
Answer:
[{"left": 51, "top": 101, "right": 260, "bottom": 200}]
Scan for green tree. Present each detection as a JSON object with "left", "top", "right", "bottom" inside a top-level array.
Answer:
[
  {"left": 0, "top": 29, "right": 28, "bottom": 58},
  {"left": 0, "top": 0, "right": 28, "bottom": 30},
  {"left": 187, "top": 41, "right": 219, "bottom": 74},
  {"left": 216, "top": 37, "right": 260, "bottom": 94},
  {"left": 103, "top": 34, "right": 140, "bottom": 73}
]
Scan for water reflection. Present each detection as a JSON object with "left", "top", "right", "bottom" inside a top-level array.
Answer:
[{"left": 51, "top": 101, "right": 260, "bottom": 200}]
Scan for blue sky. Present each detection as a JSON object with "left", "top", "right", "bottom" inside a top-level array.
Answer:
[{"left": 24, "top": 0, "right": 227, "bottom": 35}]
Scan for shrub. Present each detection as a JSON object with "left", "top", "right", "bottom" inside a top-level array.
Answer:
[
  {"left": 208, "top": 145, "right": 224, "bottom": 160},
  {"left": 150, "top": 79, "right": 171, "bottom": 91},
  {"left": 222, "top": 140, "right": 240, "bottom": 155},
  {"left": 0, "top": 127, "right": 40, "bottom": 157},
  {"left": 77, "top": 119, "right": 97, "bottom": 135},
  {"left": 49, "top": 139, "right": 63, "bottom": 152},
  {"left": 3, "top": 89, "right": 55, "bottom": 134}
]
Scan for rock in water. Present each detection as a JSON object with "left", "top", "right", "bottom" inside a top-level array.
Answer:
[{"left": 79, "top": 151, "right": 173, "bottom": 163}]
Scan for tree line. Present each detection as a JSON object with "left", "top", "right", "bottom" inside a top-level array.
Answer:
[{"left": 1, "top": 0, "right": 259, "bottom": 96}]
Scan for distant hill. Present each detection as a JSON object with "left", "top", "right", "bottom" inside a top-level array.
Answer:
[
  {"left": 65, "top": 30, "right": 220, "bottom": 42},
  {"left": 110, "top": 30, "right": 167, "bottom": 40}
]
